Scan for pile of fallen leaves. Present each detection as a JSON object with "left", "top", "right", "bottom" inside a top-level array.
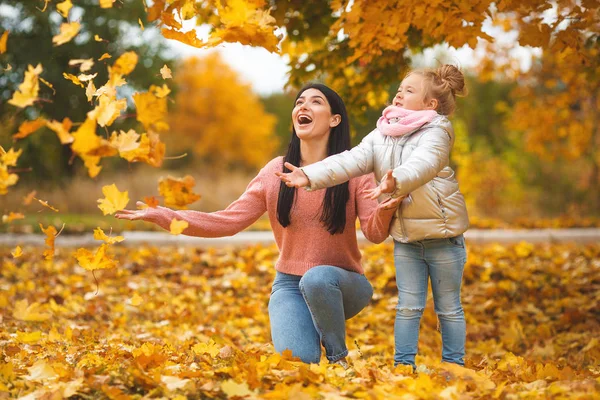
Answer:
[{"left": 1, "top": 241, "right": 599, "bottom": 398}]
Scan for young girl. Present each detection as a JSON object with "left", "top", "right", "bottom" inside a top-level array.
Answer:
[{"left": 277, "top": 65, "right": 470, "bottom": 370}]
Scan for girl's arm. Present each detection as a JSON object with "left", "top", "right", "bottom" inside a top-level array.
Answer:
[
  {"left": 389, "top": 126, "right": 451, "bottom": 197},
  {"left": 284, "top": 129, "right": 377, "bottom": 190},
  {"left": 115, "top": 170, "right": 267, "bottom": 237},
  {"left": 356, "top": 175, "right": 400, "bottom": 244}
]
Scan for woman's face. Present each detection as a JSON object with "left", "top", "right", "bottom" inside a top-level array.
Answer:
[
  {"left": 392, "top": 73, "right": 432, "bottom": 111},
  {"left": 292, "top": 88, "right": 341, "bottom": 141}
]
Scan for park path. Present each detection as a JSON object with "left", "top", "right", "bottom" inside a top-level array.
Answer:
[{"left": 1, "top": 228, "right": 599, "bottom": 248}]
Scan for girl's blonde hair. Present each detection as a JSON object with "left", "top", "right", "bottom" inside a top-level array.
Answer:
[{"left": 407, "top": 64, "right": 467, "bottom": 116}]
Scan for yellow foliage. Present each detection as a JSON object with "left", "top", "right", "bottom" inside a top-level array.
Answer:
[
  {"left": 169, "top": 54, "right": 278, "bottom": 169},
  {"left": 52, "top": 22, "right": 80, "bottom": 46},
  {"left": 169, "top": 218, "right": 188, "bottom": 235},
  {"left": 8, "top": 64, "right": 42, "bottom": 108},
  {"left": 158, "top": 175, "right": 201, "bottom": 209},
  {"left": 97, "top": 184, "right": 129, "bottom": 215}
]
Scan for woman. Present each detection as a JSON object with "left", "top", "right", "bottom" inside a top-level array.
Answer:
[{"left": 115, "top": 83, "right": 401, "bottom": 367}]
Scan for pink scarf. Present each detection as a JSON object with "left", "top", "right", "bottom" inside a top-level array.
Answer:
[{"left": 376, "top": 106, "right": 438, "bottom": 137}]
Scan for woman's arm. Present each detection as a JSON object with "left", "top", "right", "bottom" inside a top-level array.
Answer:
[
  {"left": 355, "top": 175, "right": 400, "bottom": 244},
  {"left": 115, "top": 170, "right": 267, "bottom": 237}
]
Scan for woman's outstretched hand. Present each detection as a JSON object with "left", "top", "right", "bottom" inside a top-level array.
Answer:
[
  {"left": 275, "top": 162, "right": 310, "bottom": 188},
  {"left": 115, "top": 201, "right": 158, "bottom": 221},
  {"left": 363, "top": 170, "right": 397, "bottom": 200}
]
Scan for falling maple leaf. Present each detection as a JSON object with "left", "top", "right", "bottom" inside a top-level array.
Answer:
[
  {"left": 74, "top": 244, "right": 118, "bottom": 270},
  {"left": 158, "top": 175, "right": 201, "bottom": 209},
  {"left": 11, "top": 246, "right": 22, "bottom": 258},
  {"left": 99, "top": 0, "right": 115, "bottom": 9},
  {"left": 23, "top": 190, "right": 36, "bottom": 205},
  {"left": 160, "top": 64, "right": 172, "bottom": 79},
  {"left": 63, "top": 72, "right": 84, "bottom": 87},
  {"left": 87, "top": 95, "right": 127, "bottom": 127},
  {"left": 142, "top": 196, "right": 159, "bottom": 208},
  {"left": 39, "top": 223, "right": 58, "bottom": 260},
  {"left": 34, "top": 197, "right": 59, "bottom": 212},
  {"left": 45, "top": 118, "right": 74, "bottom": 144},
  {"left": 0, "top": 30, "right": 8, "bottom": 54},
  {"left": 98, "top": 53, "right": 111, "bottom": 61},
  {"left": 13, "top": 118, "right": 47, "bottom": 140},
  {"left": 8, "top": 64, "right": 42, "bottom": 108},
  {"left": 111, "top": 51, "right": 138, "bottom": 76},
  {"left": 3, "top": 212, "right": 25, "bottom": 223},
  {"left": 56, "top": 0, "right": 73, "bottom": 18},
  {"left": 151, "top": 83, "right": 171, "bottom": 98},
  {"left": 169, "top": 218, "right": 188, "bottom": 235},
  {"left": 132, "top": 90, "right": 169, "bottom": 131},
  {"left": 52, "top": 22, "right": 80, "bottom": 46},
  {"left": 93, "top": 227, "right": 124, "bottom": 244},
  {"left": 94, "top": 34, "right": 104, "bottom": 42},
  {"left": 97, "top": 184, "right": 129, "bottom": 215},
  {"left": 68, "top": 58, "right": 94, "bottom": 72}
]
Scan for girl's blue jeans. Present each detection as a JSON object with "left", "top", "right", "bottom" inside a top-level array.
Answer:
[
  {"left": 393, "top": 235, "right": 467, "bottom": 369},
  {"left": 268, "top": 265, "right": 373, "bottom": 363}
]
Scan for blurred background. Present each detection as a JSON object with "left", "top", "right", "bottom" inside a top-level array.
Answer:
[{"left": 0, "top": 0, "right": 598, "bottom": 232}]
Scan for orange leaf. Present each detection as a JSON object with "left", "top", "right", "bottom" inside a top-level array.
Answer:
[
  {"left": 39, "top": 223, "right": 58, "bottom": 260},
  {"left": 74, "top": 244, "right": 118, "bottom": 271},
  {"left": 13, "top": 118, "right": 47, "bottom": 140}
]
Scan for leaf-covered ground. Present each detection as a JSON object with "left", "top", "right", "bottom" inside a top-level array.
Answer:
[{"left": 1, "top": 242, "right": 599, "bottom": 399}]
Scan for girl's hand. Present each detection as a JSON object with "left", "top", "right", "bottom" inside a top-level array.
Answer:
[
  {"left": 115, "top": 201, "right": 158, "bottom": 221},
  {"left": 275, "top": 162, "right": 310, "bottom": 188},
  {"left": 378, "top": 195, "right": 405, "bottom": 211},
  {"left": 363, "top": 170, "right": 397, "bottom": 200}
]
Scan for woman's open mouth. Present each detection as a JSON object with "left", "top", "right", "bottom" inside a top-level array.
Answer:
[{"left": 297, "top": 114, "right": 313, "bottom": 126}]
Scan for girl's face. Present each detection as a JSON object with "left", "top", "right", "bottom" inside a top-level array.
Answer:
[
  {"left": 292, "top": 88, "right": 341, "bottom": 141},
  {"left": 392, "top": 73, "right": 437, "bottom": 111}
]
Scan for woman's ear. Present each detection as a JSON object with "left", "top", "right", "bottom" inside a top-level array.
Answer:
[
  {"left": 425, "top": 98, "right": 438, "bottom": 111},
  {"left": 330, "top": 114, "right": 342, "bottom": 127}
]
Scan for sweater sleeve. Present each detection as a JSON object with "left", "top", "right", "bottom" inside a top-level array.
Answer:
[
  {"left": 391, "top": 126, "right": 451, "bottom": 197},
  {"left": 355, "top": 175, "right": 396, "bottom": 244},
  {"left": 301, "top": 129, "right": 377, "bottom": 190},
  {"left": 148, "top": 167, "right": 268, "bottom": 238}
]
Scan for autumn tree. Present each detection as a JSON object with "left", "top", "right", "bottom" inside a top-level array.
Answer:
[
  {"left": 0, "top": 0, "right": 173, "bottom": 184},
  {"left": 168, "top": 53, "right": 278, "bottom": 169}
]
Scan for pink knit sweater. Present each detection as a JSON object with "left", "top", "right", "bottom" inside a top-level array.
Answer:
[{"left": 147, "top": 157, "right": 396, "bottom": 275}]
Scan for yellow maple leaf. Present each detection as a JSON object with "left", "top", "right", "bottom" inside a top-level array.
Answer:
[
  {"left": 45, "top": 118, "right": 74, "bottom": 144},
  {"left": 39, "top": 223, "right": 58, "bottom": 260},
  {"left": 99, "top": 0, "right": 115, "bottom": 9},
  {"left": 3, "top": 212, "right": 25, "bottom": 223},
  {"left": 220, "top": 379, "right": 254, "bottom": 398},
  {"left": 130, "top": 292, "right": 143, "bottom": 306},
  {"left": 14, "top": 299, "right": 51, "bottom": 322},
  {"left": 74, "top": 244, "right": 118, "bottom": 270},
  {"left": 52, "top": 22, "right": 80, "bottom": 46},
  {"left": 13, "top": 118, "right": 47, "bottom": 140},
  {"left": 34, "top": 197, "right": 59, "bottom": 212},
  {"left": 99, "top": 52, "right": 111, "bottom": 61},
  {"left": 158, "top": 175, "right": 201, "bottom": 209},
  {"left": 63, "top": 72, "right": 84, "bottom": 87},
  {"left": 26, "top": 360, "right": 58, "bottom": 381},
  {"left": 71, "top": 118, "right": 101, "bottom": 155},
  {"left": 8, "top": 64, "right": 42, "bottom": 108},
  {"left": 0, "top": 165, "right": 19, "bottom": 195},
  {"left": 87, "top": 95, "right": 127, "bottom": 127},
  {"left": 93, "top": 227, "right": 124, "bottom": 244},
  {"left": 11, "top": 245, "right": 22, "bottom": 258},
  {"left": 132, "top": 91, "right": 169, "bottom": 131},
  {"left": 97, "top": 183, "right": 129, "bottom": 215},
  {"left": 85, "top": 81, "right": 96, "bottom": 102},
  {"left": 151, "top": 83, "right": 171, "bottom": 98},
  {"left": 56, "top": 0, "right": 73, "bottom": 18},
  {"left": 192, "top": 339, "right": 220, "bottom": 358},
  {"left": 160, "top": 64, "right": 172, "bottom": 79},
  {"left": 17, "top": 331, "right": 42, "bottom": 344},
  {"left": 80, "top": 155, "right": 102, "bottom": 178},
  {"left": 109, "top": 129, "right": 141, "bottom": 153},
  {"left": 78, "top": 72, "right": 97, "bottom": 82},
  {"left": 0, "top": 30, "right": 8, "bottom": 54},
  {"left": 169, "top": 218, "right": 188, "bottom": 235},
  {"left": 23, "top": 190, "right": 36, "bottom": 205},
  {"left": 69, "top": 58, "right": 94, "bottom": 72},
  {"left": 1, "top": 146, "right": 22, "bottom": 167},
  {"left": 94, "top": 34, "right": 104, "bottom": 42},
  {"left": 112, "top": 51, "right": 138, "bottom": 76}
]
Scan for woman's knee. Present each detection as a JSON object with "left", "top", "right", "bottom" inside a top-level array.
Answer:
[{"left": 299, "top": 266, "right": 339, "bottom": 294}]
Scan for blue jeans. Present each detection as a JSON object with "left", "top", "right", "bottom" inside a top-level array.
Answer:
[
  {"left": 393, "top": 235, "right": 467, "bottom": 368},
  {"left": 268, "top": 266, "right": 373, "bottom": 363}
]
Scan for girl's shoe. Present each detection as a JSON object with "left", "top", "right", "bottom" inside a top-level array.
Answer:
[{"left": 331, "top": 358, "right": 350, "bottom": 369}]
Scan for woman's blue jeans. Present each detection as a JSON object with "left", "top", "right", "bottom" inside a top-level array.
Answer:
[
  {"left": 268, "top": 265, "right": 373, "bottom": 363},
  {"left": 393, "top": 235, "right": 467, "bottom": 368}
]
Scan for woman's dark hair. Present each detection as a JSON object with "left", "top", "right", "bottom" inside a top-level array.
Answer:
[{"left": 276, "top": 83, "right": 351, "bottom": 234}]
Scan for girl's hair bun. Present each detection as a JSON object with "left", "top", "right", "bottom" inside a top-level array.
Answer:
[{"left": 436, "top": 64, "right": 467, "bottom": 97}]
